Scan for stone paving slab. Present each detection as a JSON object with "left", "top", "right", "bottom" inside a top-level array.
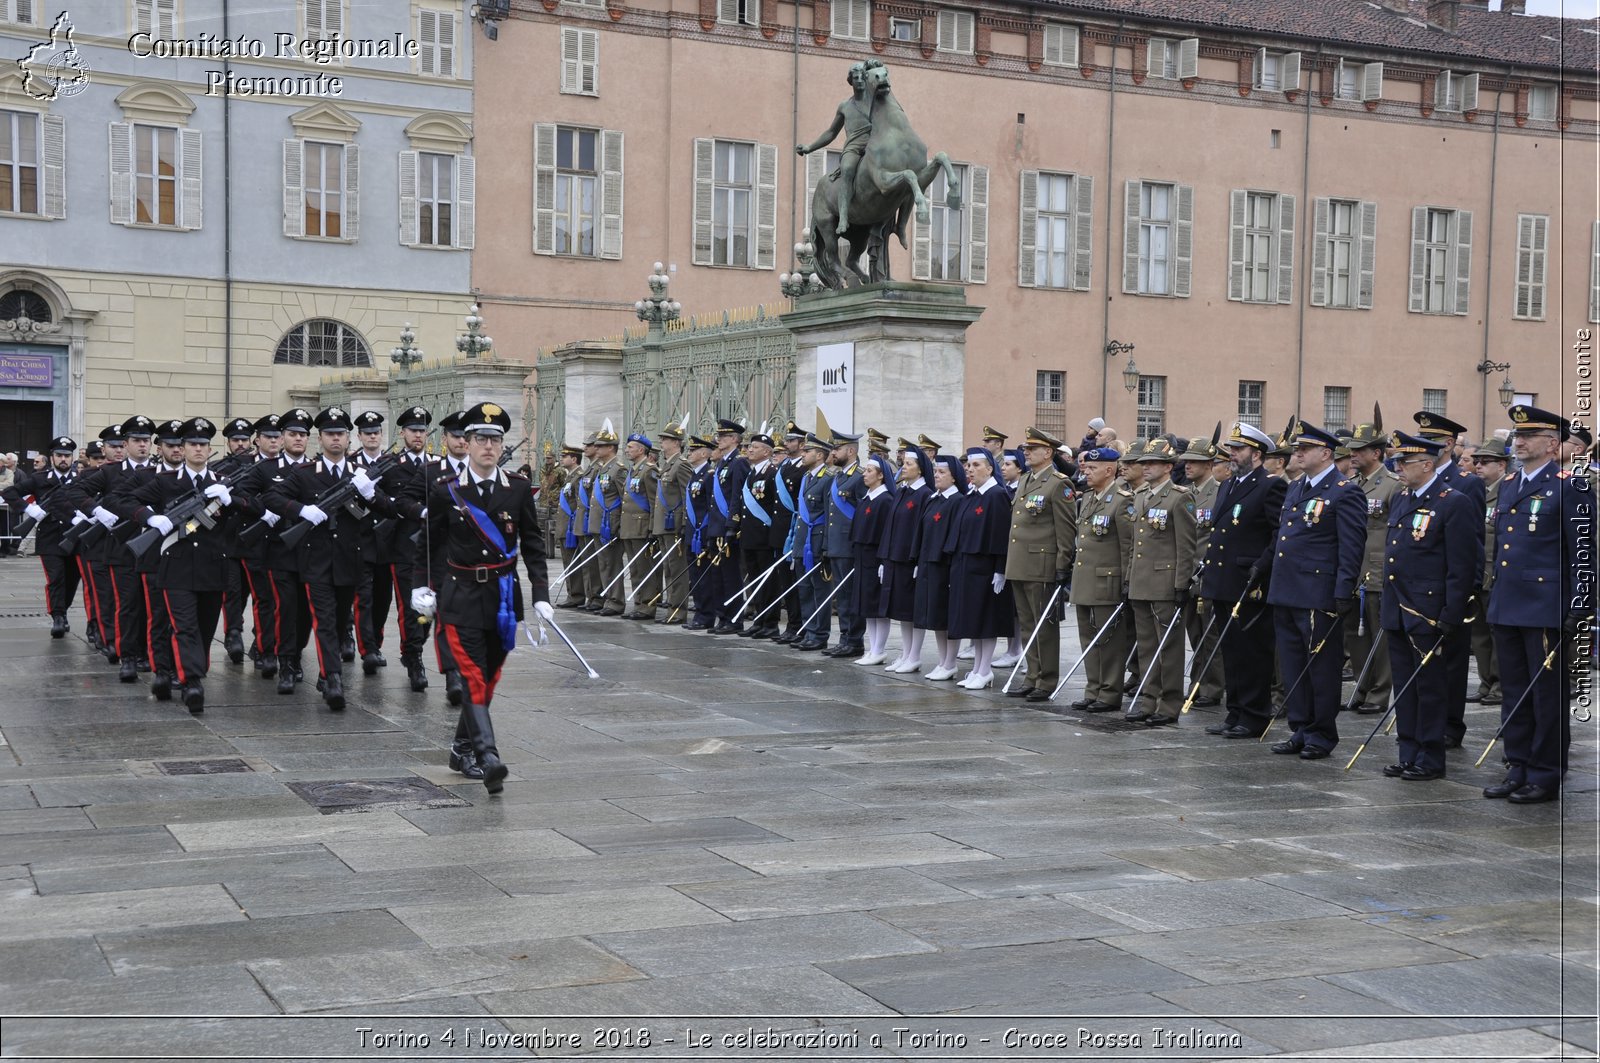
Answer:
[
  {"left": 96, "top": 908, "right": 425, "bottom": 975},
  {"left": 1359, "top": 899, "right": 1598, "bottom": 959},
  {"left": 592, "top": 911, "right": 937, "bottom": 977},
  {"left": 558, "top": 815, "right": 787, "bottom": 854},
  {"left": 472, "top": 849, "right": 760, "bottom": 895},
  {"left": 164, "top": 809, "right": 427, "bottom": 851},
  {"left": 30, "top": 844, "right": 349, "bottom": 895},
  {"left": 866, "top": 896, "right": 1136, "bottom": 948},
  {"left": 709, "top": 832, "right": 996, "bottom": 876},
  {"left": 0, "top": 965, "right": 277, "bottom": 1014},
  {"left": 396, "top": 799, "right": 648, "bottom": 834},
  {"left": 0, "top": 883, "right": 246, "bottom": 942},
  {"left": 1323, "top": 953, "right": 1599, "bottom": 1017},
  {"left": 83, "top": 794, "right": 316, "bottom": 828},
  {"left": 479, "top": 964, "right": 893, "bottom": 1017},
  {"left": 675, "top": 867, "right": 970, "bottom": 921},
  {"left": 1057, "top": 878, "right": 1357, "bottom": 933},
  {"left": 322, "top": 826, "right": 591, "bottom": 871},
  {"left": 0, "top": 936, "right": 115, "bottom": 986},
  {"left": 390, "top": 886, "right": 727, "bottom": 946},
  {"left": 226, "top": 865, "right": 506, "bottom": 919},
  {"left": 0, "top": 806, "right": 95, "bottom": 834}
]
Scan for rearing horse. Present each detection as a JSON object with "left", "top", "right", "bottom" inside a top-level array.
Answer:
[{"left": 808, "top": 61, "right": 961, "bottom": 290}]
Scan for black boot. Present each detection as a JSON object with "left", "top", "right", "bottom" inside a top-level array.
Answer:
[
  {"left": 445, "top": 669, "right": 464, "bottom": 707},
  {"left": 447, "top": 740, "right": 484, "bottom": 779},
  {"left": 340, "top": 633, "right": 356, "bottom": 662},
  {"left": 291, "top": 656, "right": 305, "bottom": 684},
  {"left": 49, "top": 614, "right": 67, "bottom": 638},
  {"left": 224, "top": 630, "right": 244, "bottom": 664},
  {"left": 406, "top": 658, "right": 429, "bottom": 692},
  {"left": 462, "top": 700, "right": 508, "bottom": 794},
  {"left": 151, "top": 671, "right": 173, "bottom": 701},
  {"left": 136, "top": 656, "right": 151, "bottom": 673},
  {"left": 277, "top": 657, "right": 296, "bottom": 695},
  {"left": 86, "top": 626, "right": 102, "bottom": 652},
  {"left": 183, "top": 680, "right": 204, "bottom": 714},
  {"left": 119, "top": 658, "right": 138, "bottom": 683},
  {"left": 322, "top": 672, "right": 345, "bottom": 711},
  {"left": 257, "top": 653, "right": 278, "bottom": 678},
  {"left": 361, "top": 651, "right": 384, "bottom": 676}
]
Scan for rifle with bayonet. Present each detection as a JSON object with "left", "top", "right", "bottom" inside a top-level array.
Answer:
[
  {"left": 9, "top": 472, "right": 73, "bottom": 544},
  {"left": 241, "top": 445, "right": 405, "bottom": 552},
  {"left": 125, "top": 465, "right": 255, "bottom": 560}
]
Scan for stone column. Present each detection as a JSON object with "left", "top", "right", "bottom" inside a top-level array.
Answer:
[{"left": 780, "top": 281, "right": 981, "bottom": 446}]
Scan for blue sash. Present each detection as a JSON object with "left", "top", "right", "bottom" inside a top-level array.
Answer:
[
  {"left": 742, "top": 480, "right": 772, "bottom": 527},
  {"left": 712, "top": 465, "right": 731, "bottom": 518},
  {"left": 685, "top": 480, "right": 703, "bottom": 554},
  {"left": 830, "top": 474, "right": 857, "bottom": 521},
  {"left": 627, "top": 474, "right": 652, "bottom": 517},
  {"left": 578, "top": 475, "right": 592, "bottom": 535},
  {"left": 656, "top": 475, "right": 675, "bottom": 532},
  {"left": 558, "top": 487, "right": 577, "bottom": 549},
  {"left": 600, "top": 478, "right": 622, "bottom": 543},
  {"left": 448, "top": 482, "right": 519, "bottom": 653},
  {"left": 797, "top": 473, "right": 825, "bottom": 569},
  {"left": 773, "top": 467, "right": 796, "bottom": 514}
]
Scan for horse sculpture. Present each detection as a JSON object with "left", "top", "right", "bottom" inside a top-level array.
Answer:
[{"left": 803, "top": 60, "right": 961, "bottom": 290}]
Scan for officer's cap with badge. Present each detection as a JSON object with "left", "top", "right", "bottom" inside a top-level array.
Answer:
[
  {"left": 982, "top": 425, "right": 1009, "bottom": 445},
  {"left": 1412, "top": 410, "right": 1469, "bottom": 443},
  {"left": 560, "top": 443, "right": 584, "bottom": 459},
  {"left": 714, "top": 418, "right": 745, "bottom": 438},
  {"left": 865, "top": 427, "right": 889, "bottom": 456},
  {"left": 659, "top": 419, "right": 686, "bottom": 442},
  {"left": 86, "top": 441, "right": 103, "bottom": 459},
  {"left": 313, "top": 407, "right": 353, "bottom": 433},
  {"left": 180, "top": 417, "right": 217, "bottom": 443},
  {"left": 48, "top": 435, "right": 76, "bottom": 455},
  {"left": 462, "top": 401, "right": 511, "bottom": 438},
  {"left": 120, "top": 415, "right": 156, "bottom": 440},
  {"left": 627, "top": 432, "right": 653, "bottom": 450},
  {"left": 783, "top": 420, "right": 805, "bottom": 441},
  {"left": 99, "top": 424, "right": 127, "bottom": 444},
  {"left": 397, "top": 405, "right": 432, "bottom": 430},
  {"left": 593, "top": 419, "right": 619, "bottom": 448},
  {"left": 1290, "top": 421, "right": 1342, "bottom": 451},
  {"left": 222, "top": 417, "right": 254, "bottom": 440},
  {"left": 917, "top": 432, "right": 941, "bottom": 451},
  {"left": 1471, "top": 437, "right": 1510, "bottom": 462},
  {"left": 155, "top": 419, "right": 186, "bottom": 444},
  {"left": 1389, "top": 430, "right": 1445, "bottom": 458},
  {"left": 1136, "top": 436, "right": 1179, "bottom": 463},
  {"left": 1347, "top": 403, "right": 1386, "bottom": 451},
  {"left": 897, "top": 436, "right": 918, "bottom": 454},
  {"left": 830, "top": 426, "right": 862, "bottom": 448},
  {"left": 1022, "top": 426, "right": 1064, "bottom": 451},
  {"left": 688, "top": 433, "right": 716, "bottom": 450},
  {"left": 802, "top": 431, "right": 830, "bottom": 453},
  {"left": 280, "top": 408, "right": 313, "bottom": 434},
  {"left": 439, "top": 411, "right": 467, "bottom": 438},
  {"left": 1179, "top": 425, "right": 1220, "bottom": 462},
  {"left": 1079, "top": 445, "right": 1122, "bottom": 464},
  {"left": 253, "top": 413, "right": 284, "bottom": 437},
  {"left": 1224, "top": 422, "right": 1276, "bottom": 452},
  {"left": 354, "top": 410, "right": 385, "bottom": 433},
  {"left": 1508, "top": 404, "right": 1571, "bottom": 439}
]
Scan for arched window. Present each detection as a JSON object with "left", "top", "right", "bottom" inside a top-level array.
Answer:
[
  {"left": 273, "top": 319, "right": 371, "bottom": 367},
  {"left": 0, "top": 290, "right": 52, "bottom": 326}
]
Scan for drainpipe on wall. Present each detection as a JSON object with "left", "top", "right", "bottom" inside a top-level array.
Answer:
[
  {"left": 1098, "top": 19, "right": 1124, "bottom": 419},
  {"left": 1292, "top": 45, "right": 1319, "bottom": 419},
  {"left": 790, "top": 0, "right": 800, "bottom": 261},
  {"left": 222, "top": 0, "right": 233, "bottom": 415},
  {"left": 1476, "top": 69, "right": 1507, "bottom": 439}
]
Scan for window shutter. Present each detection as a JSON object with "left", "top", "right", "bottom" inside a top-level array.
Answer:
[
  {"left": 966, "top": 163, "right": 988, "bottom": 284},
  {"left": 1072, "top": 172, "right": 1093, "bottom": 291},
  {"left": 755, "top": 141, "right": 777, "bottom": 270},
  {"left": 561, "top": 27, "right": 579, "bottom": 92},
  {"left": 580, "top": 30, "right": 597, "bottom": 93},
  {"left": 1227, "top": 189, "right": 1247, "bottom": 302},
  {"left": 343, "top": 142, "right": 359, "bottom": 241},
  {"left": 1275, "top": 192, "right": 1295, "bottom": 304},
  {"left": 1044, "top": 24, "right": 1077, "bottom": 66},
  {"left": 282, "top": 139, "right": 305, "bottom": 238},
  {"left": 1173, "top": 183, "right": 1193, "bottom": 298},
  {"left": 419, "top": 9, "right": 437, "bottom": 75},
  {"left": 1434, "top": 73, "right": 1451, "bottom": 111},
  {"left": 692, "top": 137, "right": 714, "bottom": 265},
  {"left": 1361, "top": 62, "right": 1383, "bottom": 102},
  {"left": 911, "top": 208, "right": 931, "bottom": 280},
  {"left": 1254, "top": 47, "right": 1267, "bottom": 88},
  {"left": 1146, "top": 39, "right": 1164, "bottom": 78},
  {"left": 1461, "top": 73, "right": 1479, "bottom": 113},
  {"left": 41, "top": 114, "right": 64, "bottom": 219},
  {"left": 1178, "top": 38, "right": 1198, "bottom": 79},
  {"left": 1527, "top": 215, "right": 1546, "bottom": 321},
  {"left": 398, "top": 149, "right": 419, "bottom": 246},
  {"left": 109, "top": 121, "right": 133, "bottom": 225},
  {"left": 717, "top": 0, "right": 738, "bottom": 22},
  {"left": 325, "top": 0, "right": 342, "bottom": 39},
  {"left": 803, "top": 148, "right": 826, "bottom": 235},
  {"left": 851, "top": 0, "right": 868, "bottom": 38},
  {"left": 533, "top": 123, "right": 556, "bottom": 254},
  {"left": 600, "top": 129, "right": 624, "bottom": 260},
  {"left": 1408, "top": 206, "right": 1427, "bottom": 312},
  {"left": 135, "top": 0, "right": 152, "bottom": 34},
  {"left": 1357, "top": 201, "right": 1377, "bottom": 310},
  {"left": 1017, "top": 170, "right": 1038, "bottom": 287},
  {"left": 455, "top": 154, "right": 474, "bottom": 249},
  {"left": 157, "top": 0, "right": 174, "bottom": 34},
  {"left": 959, "top": 11, "right": 973, "bottom": 52},
  {"left": 1282, "top": 52, "right": 1300, "bottom": 92},
  {"left": 1590, "top": 220, "right": 1600, "bottom": 324},
  {"left": 1451, "top": 209, "right": 1471, "bottom": 316},
  {"left": 306, "top": 0, "right": 323, "bottom": 39},
  {"left": 1514, "top": 215, "right": 1534, "bottom": 318},
  {"left": 179, "top": 128, "right": 202, "bottom": 230},
  {"left": 438, "top": 13, "right": 455, "bottom": 77},
  {"left": 1310, "top": 196, "right": 1329, "bottom": 307},
  {"left": 1121, "top": 179, "right": 1140, "bottom": 294}
]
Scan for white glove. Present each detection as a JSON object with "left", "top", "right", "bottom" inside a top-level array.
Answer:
[
  {"left": 204, "top": 483, "right": 232, "bottom": 506},
  {"left": 418, "top": 507, "right": 428, "bottom": 519},
  {"left": 71, "top": 511, "right": 86, "bottom": 525},
  {"left": 24, "top": 502, "right": 46, "bottom": 522},
  {"left": 912, "top": 566, "right": 919, "bottom": 578},
  {"left": 411, "top": 587, "right": 436, "bottom": 618},
  {"left": 877, "top": 564, "right": 885, "bottom": 582},
  {"left": 991, "top": 573, "right": 1006, "bottom": 594},
  {"left": 147, "top": 514, "right": 174, "bottom": 535},
  {"left": 534, "top": 601, "right": 555, "bottom": 621},
  {"left": 299, "top": 504, "right": 327, "bottom": 526},
  {"left": 93, "top": 506, "right": 117, "bottom": 528},
  {"left": 261, "top": 510, "right": 282, "bottom": 527},
  {"left": 352, "top": 468, "right": 376, "bottom": 501}
]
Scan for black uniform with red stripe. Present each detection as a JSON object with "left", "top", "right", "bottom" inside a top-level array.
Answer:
[
  {"left": 235, "top": 455, "right": 313, "bottom": 668},
  {"left": 119, "top": 468, "right": 238, "bottom": 686},
  {"left": 63, "top": 457, "right": 159, "bottom": 664},
  {"left": 266, "top": 457, "right": 394, "bottom": 682},
  {"left": 425, "top": 456, "right": 467, "bottom": 678},
  {"left": 3, "top": 467, "right": 80, "bottom": 619},
  {"left": 426, "top": 467, "right": 549, "bottom": 740},
  {"left": 351, "top": 448, "right": 430, "bottom": 663}
]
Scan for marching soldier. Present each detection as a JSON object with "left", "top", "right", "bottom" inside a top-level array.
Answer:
[
  {"left": 1482, "top": 405, "right": 1590, "bottom": 804},
  {"left": 1467, "top": 438, "right": 1507, "bottom": 707},
  {"left": 1067, "top": 447, "right": 1134, "bottom": 712},
  {"left": 1379, "top": 430, "right": 1479, "bottom": 781},
  {"left": 79, "top": 424, "right": 128, "bottom": 658},
  {"left": 1179, "top": 431, "right": 1225, "bottom": 708},
  {"left": 425, "top": 412, "right": 470, "bottom": 702},
  {"left": 216, "top": 417, "right": 257, "bottom": 664},
  {"left": 584, "top": 423, "right": 625, "bottom": 617},
  {"left": 117, "top": 417, "right": 242, "bottom": 714},
  {"left": 385, "top": 406, "right": 435, "bottom": 693},
  {"left": 823, "top": 425, "right": 865, "bottom": 656},
  {"left": 619, "top": 432, "right": 659, "bottom": 620},
  {"left": 75, "top": 416, "right": 157, "bottom": 678},
  {"left": 230, "top": 414, "right": 287, "bottom": 682},
  {"left": 1199, "top": 423, "right": 1286, "bottom": 738},
  {"left": 651, "top": 424, "right": 692, "bottom": 624},
  {"left": 5, "top": 435, "right": 81, "bottom": 636},
  {"left": 704, "top": 419, "right": 749, "bottom": 633},
  {"left": 351, "top": 410, "right": 393, "bottom": 674},
  {"left": 1345, "top": 416, "right": 1399, "bottom": 714},
  {"left": 1125, "top": 438, "right": 1196, "bottom": 726},
  {"left": 1266, "top": 423, "right": 1366, "bottom": 759},
  {"left": 414, "top": 402, "right": 551, "bottom": 794},
  {"left": 1002, "top": 427, "right": 1076, "bottom": 703}
]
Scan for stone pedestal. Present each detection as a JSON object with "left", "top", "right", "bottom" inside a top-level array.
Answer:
[
  {"left": 538, "top": 339, "right": 624, "bottom": 445},
  {"left": 780, "top": 282, "right": 981, "bottom": 446}
]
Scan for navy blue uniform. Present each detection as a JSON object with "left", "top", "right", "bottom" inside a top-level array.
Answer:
[
  {"left": 704, "top": 452, "right": 749, "bottom": 627},
  {"left": 824, "top": 461, "right": 866, "bottom": 651},
  {"left": 1198, "top": 466, "right": 1285, "bottom": 733}
]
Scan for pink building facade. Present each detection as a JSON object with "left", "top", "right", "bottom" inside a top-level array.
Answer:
[{"left": 472, "top": 0, "right": 1599, "bottom": 443}]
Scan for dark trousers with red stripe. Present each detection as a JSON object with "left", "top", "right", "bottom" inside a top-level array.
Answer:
[
  {"left": 112, "top": 564, "right": 147, "bottom": 662},
  {"left": 442, "top": 622, "right": 508, "bottom": 751},
  {"left": 305, "top": 580, "right": 356, "bottom": 679},
  {"left": 243, "top": 561, "right": 281, "bottom": 657},
  {"left": 223, "top": 559, "right": 248, "bottom": 637},
  {"left": 74, "top": 556, "right": 95, "bottom": 631},
  {"left": 271, "top": 572, "right": 310, "bottom": 658},
  {"left": 88, "top": 560, "right": 116, "bottom": 647},
  {"left": 41, "top": 554, "right": 79, "bottom": 617},
  {"left": 161, "top": 588, "right": 222, "bottom": 684},
  {"left": 355, "top": 561, "right": 395, "bottom": 657},
  {"left": 142, "top": 575, "right": 174, "bottom": 677},
  {"left": 390, "top": 556, "right": 428, "bottom": 663}
]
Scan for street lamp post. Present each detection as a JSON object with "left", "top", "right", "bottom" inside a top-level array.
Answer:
[
  {"left": 635, "top": 262, "right": 683, "bottom": 329},
  {"left": 1476, "top": 359, "right": 1515, "bottom": 408},
  {"left": 390, "top": 322, "right": 423, "bottom": 378},
  {"left": 779, "top": 243, "right": 827, "bottom": 298},
  {"left": 456, "top": 303, "right": 493, "bottom": 359}
]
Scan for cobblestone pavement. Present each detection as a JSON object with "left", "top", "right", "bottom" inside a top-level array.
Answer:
[{"left": 0, "top": 560, "right": 1594, "bottom": 1061}]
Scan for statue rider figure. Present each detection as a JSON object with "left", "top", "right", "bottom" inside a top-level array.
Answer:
[{"left": 796, "top": 60, "right": 876, "bottom": 234}]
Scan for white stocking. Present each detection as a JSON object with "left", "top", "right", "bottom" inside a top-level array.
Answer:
[
  {"left": 935, "top": 631, "right": 956, "bottom": 670},
  {"left": 905, "top": 624, "right": 925, "bottom": 663},
  {"left": 973, "top": 637, "right": 997, "bottom": 678},
  {"left": 868, "top": 618, "right": 890, "bottom": 656}
]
